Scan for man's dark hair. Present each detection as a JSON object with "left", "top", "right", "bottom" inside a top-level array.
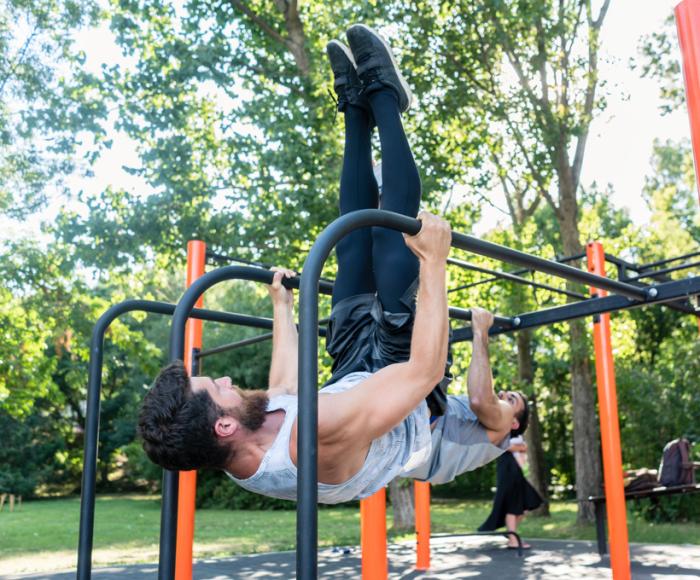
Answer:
[
  {"left": 138, "top": 360, "right": 231, "bottom": 471},
  {"left": 510, "top": 392, "right": 530, "bottom": 437}
]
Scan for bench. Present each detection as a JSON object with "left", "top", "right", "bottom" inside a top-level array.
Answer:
[{"left": 588, "top": 483, "right": 700, "bottom": 555}]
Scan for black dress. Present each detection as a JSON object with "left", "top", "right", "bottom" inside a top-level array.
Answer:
[{"left": 478, "top": 451, "right": 543, "bottom": 531}]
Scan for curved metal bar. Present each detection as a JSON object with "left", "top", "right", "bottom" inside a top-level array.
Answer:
[
  {"left": 163, "top": 265, "right": 300, "bottom": 579},
  {"left": 77, "top": 298, "right": 294, "bottom": 580},
  {"left": 297, "top": 210, "right": 425, "bottom": 579}
]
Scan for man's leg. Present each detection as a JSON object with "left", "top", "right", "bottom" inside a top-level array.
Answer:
[
  {"left": 368, "top": 88, "right": 420, "bottom": 313},
  {"left": 332, "top": 104, "right": 379, "bottom": 306}
]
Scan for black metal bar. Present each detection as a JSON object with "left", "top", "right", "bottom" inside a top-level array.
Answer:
[
  {"left": 447, "top": 257, "right": 586, "bottom": 299},
  {"left": 77, "top": 299, "right": 281, "bottom": 580},
  {"left": 451, "top": 275, "right": 700, "bottom": 342},
  {"left": 206, "top": 250, "right": 338, "bottom": 288},
  {"left": 165, "top": 265, "right": 296, "bottom": 578},
  {"left": 636, "top": 249, "right": 700, "bottom": 270},
  {"left": 449, "top": 231, "right": 649, "bottom": 300},
  {"left": 622, "top": 260, "right": 700, "bottom": 282},
  {"left": 197, "top": 332, "right": 274, "bottom": 358},
  {"left": 448, "top": 306, "right": 515, "bottom": 328},
  {"left": 196, "top": 317, "right": 331, "bottom": 360}
]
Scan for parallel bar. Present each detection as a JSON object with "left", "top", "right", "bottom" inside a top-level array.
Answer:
[
  {"left": 622, "top": 260, "right": 700, "bottom": 282},
  {"left": 448, "top": 257, "right": 586, "bottom": 299},
  {"left": 636, "top": 249, "right": 700, "bottom": 271},
  {"left": 449, "top": 230, "right": 649, "bottom": 300},
  {"left": 78, "top": 300, "right": 276, "bottom": 580},
  {"left": 451, "top": 276, "right": 700, "bottom": 343},
  {"left": 197, "top": 318, "right": 331, "bottom": 360}
]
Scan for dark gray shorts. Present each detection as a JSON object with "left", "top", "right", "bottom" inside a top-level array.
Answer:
[
  {"left": 325, "top": 285, "right": 416, "bottom": 384},
  {"left": 325, "top": 283, "right": 453, "bottom": 416}
]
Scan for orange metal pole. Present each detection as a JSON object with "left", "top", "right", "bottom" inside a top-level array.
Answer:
[
  {"left": 360, "top": 489, "right": 387, "bottom": 579},
  {"left": 587, "top": 242, "right": 631, "bottom": 580},
  {"left": 175, "top": 240, "right": 206, "bottom": 580},
  {"left": 676, "top": 0, "right": 700, "bottom": 203},
  {"left": 414, "top": 481, "right": 430, "bottom": 571}
]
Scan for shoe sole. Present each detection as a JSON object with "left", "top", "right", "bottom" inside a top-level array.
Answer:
[
  {"left": 327, "top": 39, "right": 357, "bottom": 67},
  {"left": 348, "top": 23, "right": 413, "bottom": 111}
]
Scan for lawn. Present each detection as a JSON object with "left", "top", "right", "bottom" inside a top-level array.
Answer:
[{"left": 1, "top": 494, "right": 698, "bottom": 574}]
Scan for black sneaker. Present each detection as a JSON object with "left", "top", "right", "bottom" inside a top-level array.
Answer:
[
  {"left": 326, "top": 40, "right": 370, "bottom": 115},
  {"left": 345, "top": 24, "right": 413, "bottom": 113}
]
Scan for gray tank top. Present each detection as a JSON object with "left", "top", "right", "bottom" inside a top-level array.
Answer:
[{"left": 225, "top": 371, "right": 432, "bottom": 504}]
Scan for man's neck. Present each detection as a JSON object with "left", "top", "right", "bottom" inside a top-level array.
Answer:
[{"left": 224, "top": 409, "right": 286, "bottom": 479}]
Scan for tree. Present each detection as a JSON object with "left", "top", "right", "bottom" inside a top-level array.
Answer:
[
  {"left": 0, "top": 0, "right": 104, "bottom": 218},
  {"left": 390, "top": 0, "right": 614, "bottom": 522}
]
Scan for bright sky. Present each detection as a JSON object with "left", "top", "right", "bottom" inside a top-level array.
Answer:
[
  {"left": 583, "top": 0, "right": 690, "bottom": 223},
  {"left": 5, "top": 0, "right": 695, "bottom": 241}
]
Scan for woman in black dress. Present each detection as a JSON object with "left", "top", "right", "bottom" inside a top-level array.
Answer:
[{"left": 478, "top": 437, "right": 543, "bottom": 549}]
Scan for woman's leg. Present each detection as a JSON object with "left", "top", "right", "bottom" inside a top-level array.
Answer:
[
  {"left": 332, "top": 105, "right": 379, "bottom": 306},
  {"left": 367, "top": 88, "right": 421, "bottom": 313}
]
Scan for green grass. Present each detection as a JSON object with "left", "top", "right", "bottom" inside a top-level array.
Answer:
[{"left": 1, "top": 494, "right": 698, "bottom": 574}]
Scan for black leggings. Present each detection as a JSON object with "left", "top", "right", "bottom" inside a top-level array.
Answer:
[{"left": 333, "top": 89, "right": 421, "bottom": 313}]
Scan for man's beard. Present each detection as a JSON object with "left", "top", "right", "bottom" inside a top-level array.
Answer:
[{"left": 232, "top": 389, "right": 269, "bottom": 432}]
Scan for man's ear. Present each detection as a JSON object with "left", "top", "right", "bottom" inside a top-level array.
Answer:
[
  {"left": 510, "top": 416, "right": 520, "bottom": 434},
  {"left": 214, "top": 416, "right": 239, "bottom": 439}
]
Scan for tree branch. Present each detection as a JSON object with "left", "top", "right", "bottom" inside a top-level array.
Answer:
[{"left": 229, "top": 0, "right": 287, "bottom": 46}]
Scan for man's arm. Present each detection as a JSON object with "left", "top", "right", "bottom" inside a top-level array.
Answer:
[
  {"left": 467, "top": 307, "right": 513, "bottom": 438},
  {"left": 318, "top": 212, "right": 451, "bottom": 446},
  {"left": 267, "top": 268, "right": 298, "bottom": 396}
]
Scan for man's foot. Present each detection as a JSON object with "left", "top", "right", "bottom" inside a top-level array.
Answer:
[
  {"left": 345, "top": 24, "right": 413, "bottom": 113},
  {"left": 326, "top": 40, "right": 370, "bottom": 115}
]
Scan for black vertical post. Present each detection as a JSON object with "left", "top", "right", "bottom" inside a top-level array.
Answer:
[{"left": 296, "top": 210, "right": 422, "bottom": 579}]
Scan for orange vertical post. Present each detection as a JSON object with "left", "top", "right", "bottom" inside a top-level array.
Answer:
[
  {"left": 175, "top": 240, "right": 206, "bottom": 580},
  {"left": 360, "top": 489, "right": 387, "bottom": 579},
  {"left": 676, "top": 0, "right": 700, "bottom": 203},
  {"left": 414, "top": 481, "right": 430, "bottom": 571},
  {"left": 587, "top": 242, "right": 631, "bottom": 580}
]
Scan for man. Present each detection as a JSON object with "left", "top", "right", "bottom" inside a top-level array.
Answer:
[{"left": 138, "top": 24, "right": 528, "bottom": 503}]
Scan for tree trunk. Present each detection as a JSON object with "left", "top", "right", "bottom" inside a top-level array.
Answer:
[
  {"left": 388, "top": 477, "right": 414, "bottom": 531},
  {"left": 557, "top": 181, "right": 603, "bottom": 524},
  {"left": 516, "top": 330, "right": 550, "bottom": 516}
]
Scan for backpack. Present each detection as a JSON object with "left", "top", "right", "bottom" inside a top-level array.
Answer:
[{"left": 658, "top": 438, "right": 695, "bottom": 487}]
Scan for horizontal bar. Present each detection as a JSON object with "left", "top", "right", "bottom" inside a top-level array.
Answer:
[
  {"left": 206, "top": 250, "right": 338, "bottom": 288},
  {"left": 448, "top": 306, "right": 515, "bottom": 328},
  {"left": 198, "top": 332, "right": 273, "bottom": 358},
  {"left": 623, "top": 260, "right": 700, "bottom": 282},
  {"left": 197, "top": 317, "right": 332, "bottom": 359},
  {"left": 637, "top": 249, "right": 700, "bottom": 270},
  {"left": 447, "top": 257, "right": 586, "bottom": 299},
  {"left": 449, "top": 231, "right": 650, "bottom": 300},
  {"left": 452, "top": 275, "right": 700, "bottom": 342}
]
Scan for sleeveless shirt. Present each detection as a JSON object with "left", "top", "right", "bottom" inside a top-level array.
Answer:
[{"left": 225, "top": 371, "right": 432, "bottom": 504}]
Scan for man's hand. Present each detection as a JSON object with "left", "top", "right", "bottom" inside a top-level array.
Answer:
[
  {"left": 404, "top": 211, "right": 452, "bottom": 263},
  {"left": 470, "top": 307, "right": 494, "bottom": 336},
  {"left": 268, "top": 267, "right": 296, "bottom": 307}
]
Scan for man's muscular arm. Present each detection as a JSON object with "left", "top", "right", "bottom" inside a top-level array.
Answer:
[
  {"left": 267, "top": 268, "right": 298, "bottom": 396},
  {"left": 467, "top": 307, "right": 513, "bottom": 438},
  {"left": 317, "top": 212, "right": 451, "bottom": 447}
]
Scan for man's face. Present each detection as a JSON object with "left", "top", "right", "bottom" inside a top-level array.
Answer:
[
  {"left": 498, "top": 390, "right": 525, "bottom": 427},
  {"left": 190, "top": 376, "right": 269, "bottom": 434},
  {"left": 190, "top": 376, "right": 243, "bottom": 410}
]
